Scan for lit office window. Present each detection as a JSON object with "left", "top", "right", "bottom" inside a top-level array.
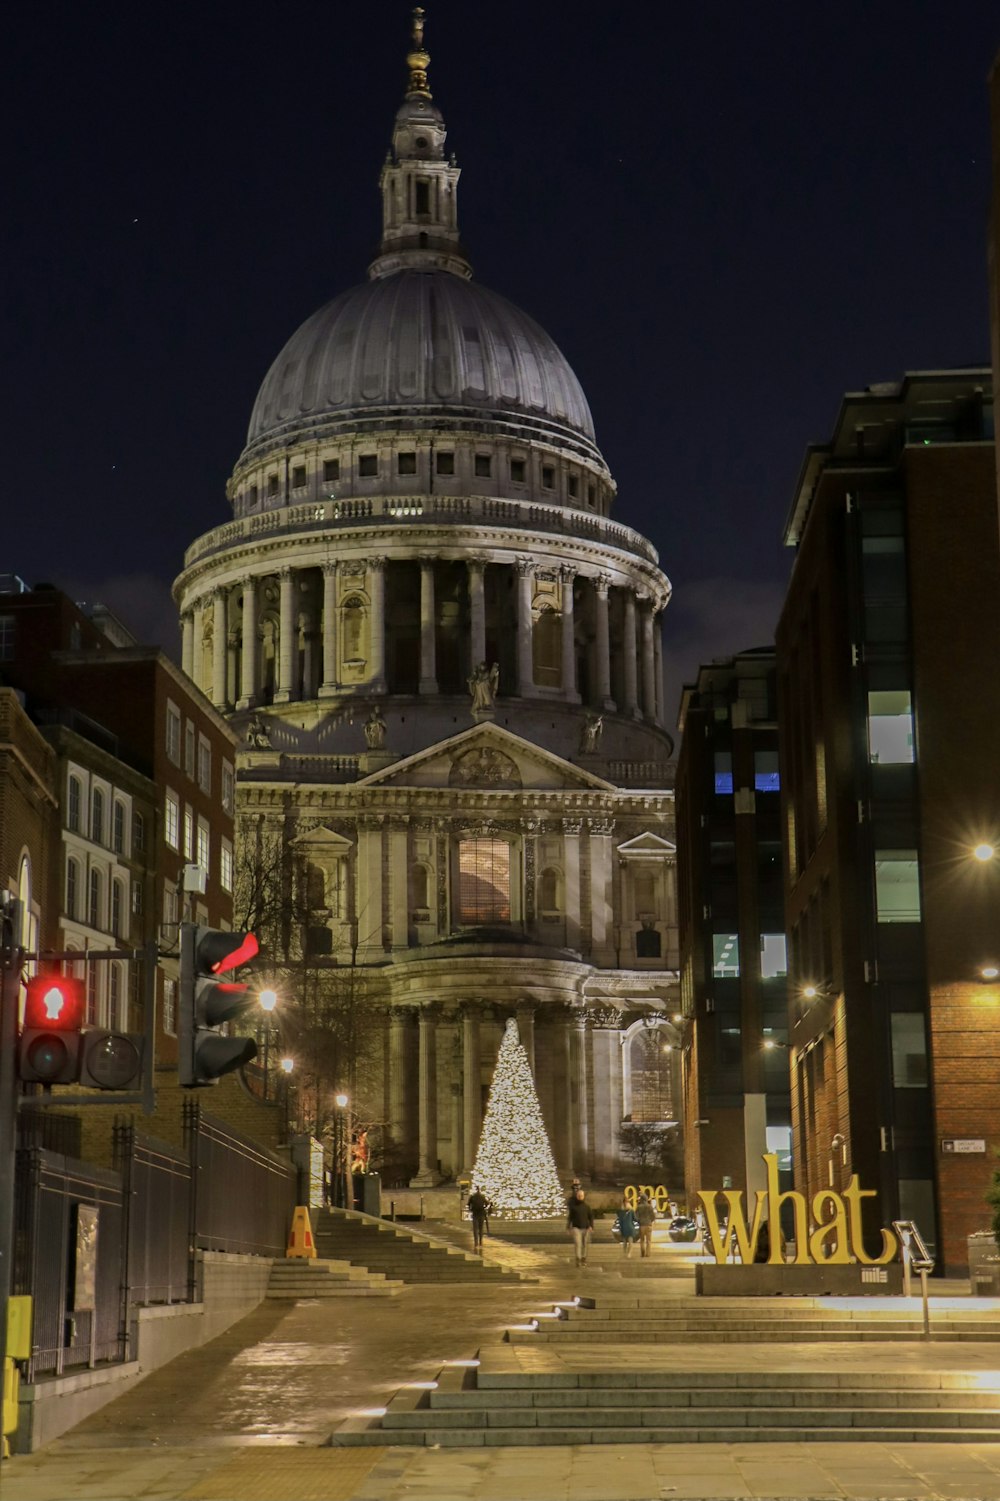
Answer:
[
  {"left": 759, "top": 933, "right": 787, "bottom": 978},
  {"left": 867, "top": 690, "right": 915, "bottom": 764},
  {"left": 754, "top": 750, "right": 780, "bottom": 792},
  {"left": 891, "top": 1013, "right": 928, "bottom": 1087},
  {"left": 712, "top": 933, "right": 740, "bottom": 977},
  {"left": 714, "top": 751, "right": 733, "bottom": 795},
  {"left": 875, "top": 851, "right": 921, "bottom": 923}
]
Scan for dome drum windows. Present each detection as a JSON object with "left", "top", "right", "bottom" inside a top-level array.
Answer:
[
  {"left": 339, "top": 590, "right": 370, "bottom": 684},
  {"left": 292, "top": 465, "right": 307, "bottom": 490}
]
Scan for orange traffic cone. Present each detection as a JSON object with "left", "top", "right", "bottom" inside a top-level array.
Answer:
[{"left": 286, "top": 1205, "right": 317, "bottom": 1259}]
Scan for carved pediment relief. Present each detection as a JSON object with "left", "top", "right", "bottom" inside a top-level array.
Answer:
[
  {"left": 356, "top": 723, "right": 616, "bottom": 792},
  {"left": 448, "top": 746, "right": 521, "bottom": 789}
]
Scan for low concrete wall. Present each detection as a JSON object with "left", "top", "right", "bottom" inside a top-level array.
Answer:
[
  {"left": 696, "top": 1262, "right": 903, "bottom": 1296},
  {"left": 17, "top": 1251, "right": 274, "bottom": 1452}
]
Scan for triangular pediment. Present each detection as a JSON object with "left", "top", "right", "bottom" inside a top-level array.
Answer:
[
  {"left": 616, "top": 831, "right": 676, "bottom": 861},
  {"left": 289, "top": 824, "right": 354, "bottom": 851},
  {"left": 356, "top": 723, "right": 616, "bottom": 792}
]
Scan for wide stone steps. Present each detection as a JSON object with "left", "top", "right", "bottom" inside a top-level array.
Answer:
[
  {"left": 330, "top": 1366, "right": 1000, "bottom": 1447},
  {"left": 314, "top": 1209, "right": 524, "bottom": 1284},
  {"left": 267, "top": 1257, "right": 401, "bottom": 1298}
]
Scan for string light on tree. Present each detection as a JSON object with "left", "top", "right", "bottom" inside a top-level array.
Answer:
[{"left": 470, "top": 1018, "right": 565, "bottom": 1220}]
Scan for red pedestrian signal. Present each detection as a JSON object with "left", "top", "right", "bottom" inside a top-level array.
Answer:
[{"left": 19, "top": 973, "right": 85, "bottom": 1083}]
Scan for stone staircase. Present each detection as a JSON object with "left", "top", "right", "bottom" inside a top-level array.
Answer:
[
  {"left": 331, "top": 1365, "right": 1000, "bottom": 1446},
  {"left": 267, "top": 1257, "right": 401, "bottom": 1298},
  {"left": 314, "top": 1208, "right": 525, "bottom": 1284},
  {"left": 505, "top": 1294, "right": 1000, "bottom": 1344}
]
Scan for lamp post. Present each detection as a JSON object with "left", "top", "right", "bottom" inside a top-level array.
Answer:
[
  {"left": 258, "top": 988, "right": 278, "bottom": 1100},
  {"left": 335, "top": 1091, "right": 350, "bottom": 1209},
  {"left": 280, "top": 1055, "right": 295, "bottom": 1135}
]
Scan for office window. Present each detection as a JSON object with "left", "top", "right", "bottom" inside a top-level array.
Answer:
[
  {"left": 435, "top": 451, "right": 455, "bottom": 475},
  {"left": 89, "top": 869, "right": 102, "bottom": 929},
  {"left": 754, "top": 750, "right": 780, "bottom": 792},
  {"left": 184, "top": 721, "right": 196, "bottom": 777},
  {"left": 221, "top": 762, "right": 234, "bottom": 815},
  {"left": 162, "top": 977, "right": 177, "bottom": 1037},
  {"left": 197, "top": 821, "right": 210, "bottom": 876},
  {"left": 714, "top": 751, "right": 733, "bottom": 795},
  {"left": 397, "top": 451, "right": 417, "bottom": 475},
  {"left": 183, "top": 807, "right": 194, "bottom": 861},
  {"left": 66, "top": 858, "right": 79, "bottom": 920},
  {"left": 91, "top": 788, "right": 105, "bottom": 845},
  {"left": 166, "top": 703, "right": 182, "bottom": 764},
  {"left": 220, "top": 840, "right": 233, "bottom": 893},
  {"left": 474, "top": 454, "right": 491, "bottom": 478},
  {"left": 875, "top": 851, "right": 921, "bottom": 923},
  {"left": 197, "top": 735, "right": 211, "bottom": 794},
  {"left": 165, "top": 792, "right": 180, "bottom": 851},
  {"left": 712, "top": 933, "right": 740, "bottom": 978},
  {"left": 760, "top": 933, "right": 787, "bottom": 979},
  {"left": 323, "top": 458, "right": 340, "bottom": 484},
  {"left": 891, "top": 1012, "right": 928, "bottom": 1087},
  {"left": 510, "top": 458, "right": 526, "bottom": 483},
  {"left": 68, "top": 775, "right": 81, "bottom": 832},
  {"left": 113, "top": 801, "right": 126, "bottom": 854},
  {"left": 457, "top": 839, "right": 511, "bottom": 924},
  {"left": 358, "top": 454, "right": 378, "bottom": 477},
  {"left": 868, "top": 690, "right": 915, "bottom": 764}
]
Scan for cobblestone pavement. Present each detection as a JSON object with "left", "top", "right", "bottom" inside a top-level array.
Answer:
[{"left": 7, "top": 1231, "right": 1000, "bottom": 1501}]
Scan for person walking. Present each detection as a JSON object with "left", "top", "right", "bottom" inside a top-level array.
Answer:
[
  {"left": 635, "top": 1191, "right": 656, "bottom": 1257},
  {"left": 613, "top": 1197, "right": 639, "bottom": 1257},
  {"left": 468, "top": 1185, "right": 490, "bottom": 1252},
  {"left": 566, "top": 1188, "right": 595, "bottom": 1266}
]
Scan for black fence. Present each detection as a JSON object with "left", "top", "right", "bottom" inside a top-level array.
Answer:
[{"left": 14, "top": 1106, "right": 296, "bottom": 1381}]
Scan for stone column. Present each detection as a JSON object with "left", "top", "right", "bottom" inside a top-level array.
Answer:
[
  {"left": 390, "top": 822, "right": 408, "bottom": 950},
  {"left": 468, "top": 559, "right": 486, "bottom": 670},
  {"left": 357, "top": 817, "right": 384, "bottom": 959},
  {"left": 191, "top": 603, "right": 204, "bottom": 694},
  {"left": 274, "top": 568, "right": 296, "bottom": 704},
  {"left": 238, "top": 579, "right": 258, "bottom": 709},
  {"left": 462, "top": 1004, "right": 481, "bottom": 1174},
  {"left": 653, "top": 612, "right": 664, "bottom": 726},
  {"left": 450, "top": 1082, "right": 463, "bottom": 1181},
  {"left": 591, "top": 1021, "right": 622, "bottom": 1178},
  {"left": 411, "top": 1006, "right": 442, "bottom": 1186},
  {"left": 319, "top": 562, "right": 338, "bottom": 697},
  {"left": 211, "top": 590, "right": 228, "bottom": 709},
  {"left": 593, "top": 575, "right": 614, "bottom": 710},
  {"left": 560, "top": 567, "right": 578, "bottom": 700},
  {"left": 623, "top": 591, "right": 640, "bottom": 718},
  {"left": 563, "top": 819, "right": 582, "bottom": 952},
  {"left": 570, "top": 1012, "right": 590, "bottom": 1173},
  {"left": 516, "top": 559, "right": 534, "bottom": 696},
  {"left": 516, "top": 1003, "right": 535, "bottom": 1075},
  {"left": 589, "top": 820, "right": 614, "bottom": 961},
  {"left": 181, "top": 611, "right": 194, "bottom": 680},
  {"left": 389, "top": 1008, "right": 410, "bottom": 1161},
  {"left": 419, "top": 558, "right": 438, "bottom": 694},
  {"left": 640, "top": 596, "right": 656, "bottom": 720},
  {"left": 368, "top": 558, "right": 387, "bottom": 693},
  {"left": 226, "top": 630, "right": 239, "bottom": 709}
]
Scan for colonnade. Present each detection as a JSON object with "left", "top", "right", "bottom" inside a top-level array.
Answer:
[
  {"left": 387, "top": 1001, "right": 620, "bottom": 1187},
  {"left": 180, "top": 554, "right": 665, "bottom": 723}
]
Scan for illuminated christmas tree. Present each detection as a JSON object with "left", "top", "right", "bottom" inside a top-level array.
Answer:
[{"left": 470, "top": 1018, "right": 565, "bottom": 1219}]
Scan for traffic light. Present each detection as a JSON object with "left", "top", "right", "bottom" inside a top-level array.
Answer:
[
  {"left": 18, "top": 973, "right": 84, "bottom": 1083},
  {"left": 178, "top": 924, "right": 259, "bottom": 1087}
]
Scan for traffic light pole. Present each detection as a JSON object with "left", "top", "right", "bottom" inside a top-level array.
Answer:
[{"left": 0, "top": 898, "right": 24, "bottom": 1392}]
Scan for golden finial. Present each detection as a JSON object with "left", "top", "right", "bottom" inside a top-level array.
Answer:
[{"left": 406, "top": 6, "right": 432, "bottom": 99}]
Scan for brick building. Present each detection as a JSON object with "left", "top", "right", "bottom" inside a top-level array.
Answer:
[
  {"left": 776, "top": 370, "right": 1000, "bottom": 1272},
  {"left": 676, "top": 649, "right": 791, "bottom": 1206}
]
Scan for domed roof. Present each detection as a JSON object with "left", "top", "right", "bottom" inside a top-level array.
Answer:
[{"left": 246, "top": 270, "right": 596, "bottom": 449}]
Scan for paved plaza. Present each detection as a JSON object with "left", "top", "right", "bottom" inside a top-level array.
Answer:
[{"left": 7, "top": 1230, "right": 1000, "bottom": 1500}]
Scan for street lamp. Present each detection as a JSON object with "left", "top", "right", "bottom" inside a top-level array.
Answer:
[
  {"left": 334, "top": 1092, "right": 350, "bottom": 1209},
  {"left": 973, "top": 843, "right": 996, "bottom": 863},
  {"left": 257, "top": 989, "right": 278, "bottom": 1099}
]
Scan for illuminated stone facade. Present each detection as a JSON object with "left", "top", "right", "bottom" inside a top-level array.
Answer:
[{"left": 173, "top": 16, "right": 679, "bottom": 1184}]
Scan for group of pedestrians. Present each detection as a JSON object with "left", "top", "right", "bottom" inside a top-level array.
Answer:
[{"left": 566, "top": 1183, "right": 664, "bottom": 1264}]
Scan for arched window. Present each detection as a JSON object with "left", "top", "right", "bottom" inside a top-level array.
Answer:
[
  {"left": 133, "top": 810, "right": 145, "bottom": 853},
  {"left": 92, "top": 788, "right": 105, "bottom": 846},
  {"left": 636, "top": 925, "right": 662, "bottom": 959},
  {"left": 113, "top": 801, "right": 126, "bottom": 854},
  {"left": 539, "top": 866, "right": 561, "bottom": 914},
  {"left": 86, "top": 960, "right": 99, "bottom": 1025},
  {"left": 532, "top": 606, "right": 561, "bottom": 686},
  {"left": 111, "top": 879, "right": 124, "bottom": 938},
  {"left": 89, "top": 869, "right": 102, "bottom": 929},
  {"left": 66, "top": 857, "right": 80, "bottom": 920},
  {"left": 109, "top": 963, "right": 122, "bottom": 1029},
  {"left": 626, "top": 1024, "right": 674, "bottom": 1123},
  {"left": 68, "top": 776, "right": 82, "bottom": 832}
]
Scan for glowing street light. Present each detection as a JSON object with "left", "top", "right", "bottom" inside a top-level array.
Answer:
[
  {"left": 981, "top": 966, "right": 1000, "bottom": 981},
  {"left": 973, "top": 843, "right": 995, "bottom": 863},
  {"left": 280, "top": 1056, "right": 294, "bottom": 1074},
  {"left": 801, "top": 983, "right": 818, "bottom": 1000},
  {"left": 259, "top": 988, "right": 278, "bottom": 1012}
]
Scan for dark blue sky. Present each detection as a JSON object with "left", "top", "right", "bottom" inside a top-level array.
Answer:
[{"left": 7, "top": 1, "right": 1000, "bottom": 718}]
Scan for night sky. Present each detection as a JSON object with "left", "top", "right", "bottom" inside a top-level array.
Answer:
[{"left": 7, "top": 1, "right": 1000, "bottom": 721}]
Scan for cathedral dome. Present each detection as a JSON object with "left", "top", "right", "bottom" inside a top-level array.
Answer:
[{"left": 246, "top": 269, "right": 596, "bottom": 451}]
